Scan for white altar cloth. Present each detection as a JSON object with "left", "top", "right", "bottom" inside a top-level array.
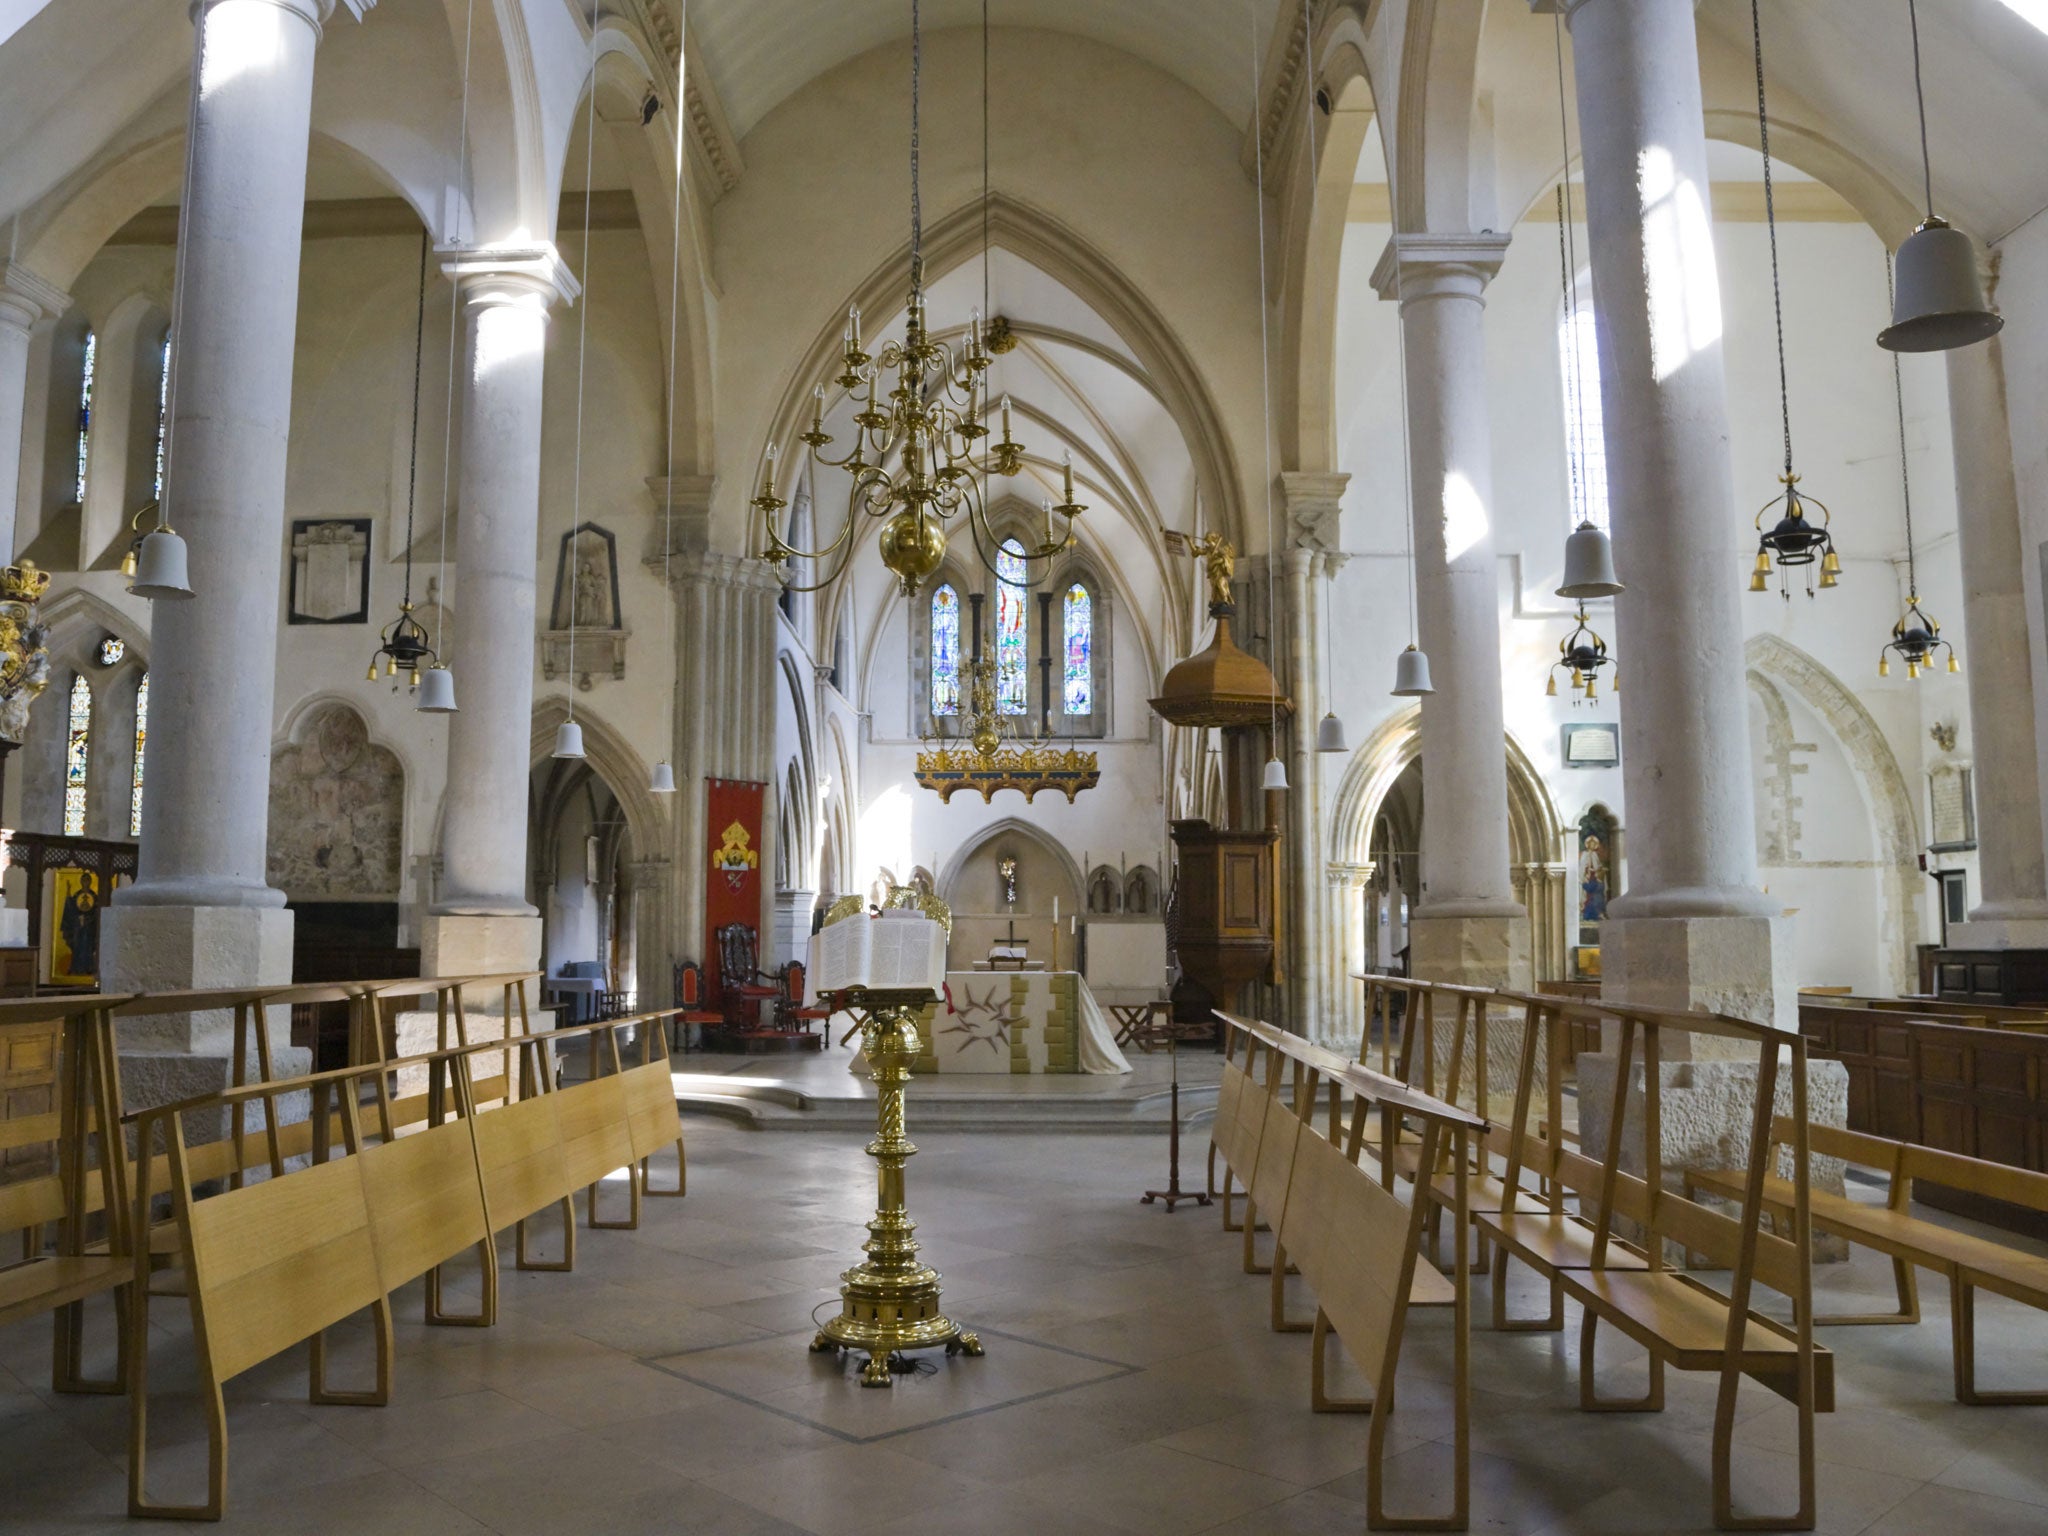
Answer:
[{"left": 846, "top": 971, "right": 1130, "bottom": 1075}]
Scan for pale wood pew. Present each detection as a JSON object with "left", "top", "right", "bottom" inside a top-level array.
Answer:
[
  {"left": 1685, "top": 1117, "right": 2048, "bottom": 1403},
  {"left": 1215, "top": 1010, "right": 1483, "bottom": 1531},
  {"left": 124, "top": 1005, "right": 685, "bottom": 1519},
  {"left": 1549, "top": 1002, "right": 1831, "bottom": 1531},
  {"left": 0, "top": 994, "right": 136, "bottom": 1394}
]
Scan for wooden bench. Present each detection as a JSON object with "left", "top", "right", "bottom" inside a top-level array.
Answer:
[
  {"left": 1216, "top": 1011, "right": 1483, "bottom": 1530},
  {"left": 125, "top": 1003, "right": 685, "bottom": 1519},
  {"left": 0, "top": 995, "right": 134, "bottom": 1394},
  {"left": 1686, "top": 1116, "right": 2048, "bottom": 1404}
]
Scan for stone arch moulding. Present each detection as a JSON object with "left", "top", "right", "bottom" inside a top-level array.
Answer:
[
  {"left": 1744, "top": 634, "right": 1921, "bottom": 994},
  {"left": 38, "top": 589, "right": 149, "bottom": 675},
  {"left": 935, "top": 816, "right": 1087, "bottom": 918},
  {"left": 526, "top": 697, "right": 671, "bottom": 860},
  {"left": 750, "top": 192, "right": 1249, "bottom": 559}
]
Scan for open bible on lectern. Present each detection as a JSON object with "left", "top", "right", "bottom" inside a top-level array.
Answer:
[{"left": 807, "top": 911, "right": 948, "bottom": 1000}]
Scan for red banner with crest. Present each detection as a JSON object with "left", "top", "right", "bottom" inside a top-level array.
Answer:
[{"left": 704, "top": 778, "right": 767, "bottom": 1004}]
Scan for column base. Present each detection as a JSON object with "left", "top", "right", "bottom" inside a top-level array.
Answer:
[
  {"left": 98, "top": 903, "right": 307, "bottom": 1122},
  {"left": 1949, "top": 916, "right": 2048, "bottom": 950},
  {"left": 1409, "top": 910, "right": 1531, "bottom": 989},
  {"left": 420, "top": 912, "right": 543, "bottom": 980},
  {"left": 1577, "top": 1052, "right": 1850, "bottom": 1264},
  {"left": 1600, "top": 912, "right": 1794, "bottom": 1045}
]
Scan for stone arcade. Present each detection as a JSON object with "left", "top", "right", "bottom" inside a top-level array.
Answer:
[{"left": 1, "top": 1, "right": 2047, "bottom": 1532}]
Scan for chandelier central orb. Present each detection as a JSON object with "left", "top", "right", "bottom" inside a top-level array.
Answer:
[{"left": 752, "top": 0, "right": 1082, "bottom": 598}]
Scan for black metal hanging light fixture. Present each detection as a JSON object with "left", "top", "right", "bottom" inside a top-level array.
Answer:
[
  {"left": 1878, "top": 0, "right": 2002, "bottom": 352},
  {"left": 1547, "top": 603, "right": 1616, "bottom": 703},
  {"left": 366, "top": 231, "right": 442, "bottom": 690},
  {"left": 1746, "top": 0, "right": 1840, "bottom": 600},
  {"left": 1878, "top": 258, "right": 1960, "bottom": 681}
]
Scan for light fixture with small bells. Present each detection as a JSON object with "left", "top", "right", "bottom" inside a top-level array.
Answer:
[
  {"left": 1745, "top": 0, "right": 1841, "bottom": 602},
  {"left": 1547, "top": 605, "right": 1617, "bottom": 702},
  {"left": 1879, "top": 246, "right": 1959, "bottom": 684},
  {"left": 366, "top": 234, "right": 445, "bottom": 695}
]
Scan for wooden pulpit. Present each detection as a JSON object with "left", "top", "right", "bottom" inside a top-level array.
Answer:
[{"left": 1168, "top": 818, "right": 1276, "bottom": 1008}]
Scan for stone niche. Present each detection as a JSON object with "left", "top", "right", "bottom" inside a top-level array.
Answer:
[{"left": 267, "top": 702, "right": 403, "bottom": 900}]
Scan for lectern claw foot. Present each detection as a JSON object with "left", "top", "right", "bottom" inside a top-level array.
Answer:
[
  {"left": 947, "top": 1332, "right": 984, "bottom": 1357},
  {"left": 860, "top": 1352, "right": 896, "bottom": 1387},
  {"left": 809, "top": 1332, "right": 838, "bottom": 1354}
]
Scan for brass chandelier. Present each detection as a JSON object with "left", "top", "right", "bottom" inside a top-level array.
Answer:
[
  {"left": 752, "top": 0, "right": 1082, "bottom": 597},
  {"left": 915, "top": 652, "right": 1099, "bottom": 805}
]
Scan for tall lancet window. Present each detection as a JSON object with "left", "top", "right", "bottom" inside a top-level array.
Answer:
[
  {"left": 152, "top": 334, "right": 171, "bottom": 499},
  {"left": 63, "top": 675, "right": 91, "bottom": 835},
  {"left": 130, "top": 673, "right": 149, "bottom": 837},
  {"left": 1557, "top": 293, "right": 1609, "bottom": 531},
  {"left": 75, "top": 329, "right": 97, "bottom": 504},
  {"left": 1062, "top": 583, "right": 1092, "bottom": 715},
  {"left": 930, "top": 583, "right": 961, "bottom": 715},
  {"left": 995, "top": 538, "right": 1028, "bottom": 715}
]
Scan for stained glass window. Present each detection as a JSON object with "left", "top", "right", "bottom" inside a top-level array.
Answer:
[
  {"left": 1062, "top": 583, "right": 1092, "bottom": 715},
  {"left": 130, "top": 674, "right": 148, "bottom": 838},
  {"left": 75, "top": 329, "right": 96, "bottom": 505},
  {"left": 930, "top": 583, "right": 961, "bottom": 715},
  {"left": 152, "top": 334, "right": 171, "bottom": 499},
  {"left": 1558, "top": 295, "right": 1609, "bottom": 532},
  {"left": 995, "top": 538, "right": 1028, "bottom": 715},
  {"left": 63, "top": 675, "right": 90, "bottom": 836}
]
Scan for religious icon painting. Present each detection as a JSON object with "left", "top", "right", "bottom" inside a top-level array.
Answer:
[{"left": 46, "top": 867, "right": 105, "bottom": 988}]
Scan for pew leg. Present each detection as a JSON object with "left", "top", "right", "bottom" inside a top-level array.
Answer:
[
  {"left": 1578, "top": 1310, "right": 1664, "bottom": 1412},
  {"left": 1270, "top": 1243, "right": 1312, "bottom": 1333},
  {"left": 424, "top": 1234, "right": 498, "bottom": 1328},
  {"left": 1711, "top": 1362, "right": 1816, "bottom": 1531},
  {"left": 1488, "top": 1245, "right": 1563, "bottom": 1334},
  {"left": 517, "top": 1195, "right": 578, "bottom": 1272},
  {"left": 1310, "top": 1309, "right": 1374, "bottom": 1413},
  {"left": 308, "top": 1296, "right": 393, "bottom": 1407},
  {"left": 128, "top": 1310, "right": 227, "bottom": 1521},
  {"left": 52, "top": 1285, "right": 129, "bottom": 1394},
  {"left": 641, "top": 1135, "right": 687, "bottom": 1198},
  {"left": 1952, "top": 1278, "right": 2048, "bottom": 1405},
  {"left": 587, "top": 1164, "right": 643, "bottom": 1231}
]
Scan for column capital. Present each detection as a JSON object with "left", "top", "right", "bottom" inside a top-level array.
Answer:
[
  {"left": 1529, "top": 0, "right": 1702, "bottom": 15},
  {"left": 1278, "top": 469, "right": 1349, "bottom": 555},
  {"left": 644, "top": 473, "right": 717, "bottom": 558},
  {"left": 191, "top": 0, "right": 343, "bottom": 34},
  {"left": 0, "top": 262, "right": 70, "bottom": 332},
  {"left": 1369, "top": 232, "right": 1511, "bottom": 305},
  {"left": 437, "top": 243, "right": 581, "bottom": 311},
  {"left": 668, "top": 549, "right": 784, "bottom": 595}
]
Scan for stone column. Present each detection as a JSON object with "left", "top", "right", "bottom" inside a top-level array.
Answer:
[
  {"left": 630, "top": 855, "right": 676, "bottom": 1006},
  {"left": 102, "top": 0, "right": 337, "bottom": 1087},
  {"left": 0, "top": 263, "right": 71, "bottom": 561},
  {"left": 1280, "top": 473, "right": 1346, "bottom": 1041},
  {"left": 1946, "top": 331, "right": 2048, "bottom": 943},
  {"left": 1371, "top": 234, "right": 1530, "bottom": 987},
  {"left": 1554, "top": 0, "right": 1789, "bottom": 1032},
  {"left": 661, "top": 537, "right": 783, "bottom": 970},
  {"left": 419, "top": 246, "right": 578, "bottom": 981}
]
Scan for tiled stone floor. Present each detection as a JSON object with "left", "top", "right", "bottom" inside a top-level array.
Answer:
[{"left": 4, "top": 1116, "right": 2046, "bottom": 1534}]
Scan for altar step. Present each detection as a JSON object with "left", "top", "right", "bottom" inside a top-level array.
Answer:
[{"left": 669, "top": 1072, "right": 1219, "bottom": 1134}]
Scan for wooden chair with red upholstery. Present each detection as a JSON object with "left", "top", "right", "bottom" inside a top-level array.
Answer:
[
  {"left": 714, "top": 923, "right": 781, "bottom": 1045},
  {"left": 775, "top": 960, "right": 832, "bottom": 1049},
  {"left": 671, "top": 962, "right": 724, "bottom": 1053}
]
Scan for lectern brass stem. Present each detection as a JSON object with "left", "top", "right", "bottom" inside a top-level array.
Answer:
[{"left": 809, "top": 989, "right": 982, "bottom": 1386}]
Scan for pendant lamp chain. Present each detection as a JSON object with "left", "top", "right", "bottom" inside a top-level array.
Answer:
[
  {"left": 1248, "top": 0, "right": 1287, "bottom": 788},
  {"left": 1746, "top": 0, "right": 1838, "bottom": 598},
  {"left": 554, "top": 6, "right": 601, "bottom": 756},
  {"left": 1552, "top": 12, "right": 1591, "bottom": 526},
  {"left": 1889, "top": 261, "right": 1919, "bottom": 599},
  {"left": 401, "top": 232, "right": 427, "bottom": 610},
  {"left": 1908, "top": 0, "right": 1935, "bottom": 220},
  {"left": 650, "top": 0, "right": 687, "bottom": 790},
  {"left": 1878, "top": 254, "right": 1957, "bottom": 679}
]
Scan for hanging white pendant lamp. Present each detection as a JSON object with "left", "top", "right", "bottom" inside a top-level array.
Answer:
[
  {"left": 128, "top": 527, "right": 194, "bottom": 601},
  {"left": 649, "top": 760, "right": 677, "bottom": 794},
  {"left": 1557, "top": 519, "right": 1623, "bottom": 599},
  {"left": 1315, "top": 712, "right": 1349, "bottom": 753},
  {"left": 416, "top": 664, "right": 457, "bottom": 713},
  {"left": 552, "top": 720, "right": 586, "bottom": 759},
  {"left": 1261, "top": 756, "right": 1289, "bottom": 792},
  {"left": 1878, "top": 0, "right": 2001, "bottom": 353},
  {"left": 1880, "top": 217, "right": 2001, "bottom": 352},
  {"left": 1392, "top": 644, "right": 1435, "bottom": 697}
]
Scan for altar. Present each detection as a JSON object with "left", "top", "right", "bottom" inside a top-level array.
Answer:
[{"left": 846, "top": 971, "right": 1130, "bottom": 1075}]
